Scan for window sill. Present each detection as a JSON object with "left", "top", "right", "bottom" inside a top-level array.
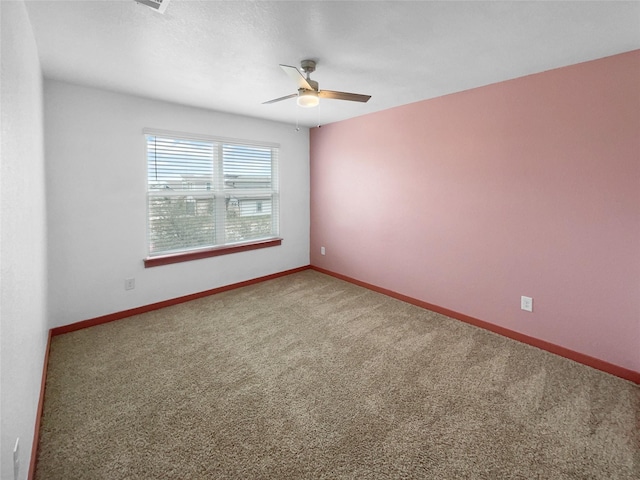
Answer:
[{"left": 144, "top": 238, "right": 282, "bottom": 268}]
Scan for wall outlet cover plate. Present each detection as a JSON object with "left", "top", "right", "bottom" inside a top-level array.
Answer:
[{"left": 521, "top": 296, "right": 533, "bottom": 312}]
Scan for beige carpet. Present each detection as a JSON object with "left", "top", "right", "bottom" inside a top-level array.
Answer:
[{"left": 36, "top": 270, "right": 639, "bottom": 479}]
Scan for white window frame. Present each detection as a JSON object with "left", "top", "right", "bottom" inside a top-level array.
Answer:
[{"left": 144, "top": 129, "right": 280, "bottom": 266}]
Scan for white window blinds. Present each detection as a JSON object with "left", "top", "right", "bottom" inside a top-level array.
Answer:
[{"left": 146, "top": 133, "right": 279, "bottom": 256}]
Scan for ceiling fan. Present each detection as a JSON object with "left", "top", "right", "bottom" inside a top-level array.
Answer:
[{"left": 263, "top": 60, "right": 371, "bottom": 108}]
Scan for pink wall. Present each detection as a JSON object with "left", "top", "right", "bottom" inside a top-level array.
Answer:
[{"left": 310, "top": 50, "right": 640, "bottom": 373}]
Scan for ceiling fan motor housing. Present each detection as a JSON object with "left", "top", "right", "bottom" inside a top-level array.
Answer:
[{"left": 301, "top": 60, "right": 319, "bottom": 90}]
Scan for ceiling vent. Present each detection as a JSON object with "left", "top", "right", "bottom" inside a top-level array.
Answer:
[{"left": 135, "top": 0, "right": 171, "bottom": 14}]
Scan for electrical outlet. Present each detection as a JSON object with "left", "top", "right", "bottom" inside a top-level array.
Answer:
[
  {"left": 13, "top": 437, "right": 19, "bottom": 480},
  {"left": 321, "top": 246, "right": 326, "bottom": 256},
  {"left": 125, "top": 278, "right": 135, "bottom": 290},
  {"left": 521, "top": 296, "right": 533, "bottom": 312}
]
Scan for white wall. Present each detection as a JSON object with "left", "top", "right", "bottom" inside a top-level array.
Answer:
[
  {"left": 45, "top": 80, "right": 310, "bottom": 328},
  {"left": 0, "top": 1, "right": 49, "bottom": 479}
]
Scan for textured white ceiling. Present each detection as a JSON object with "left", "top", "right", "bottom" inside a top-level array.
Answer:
[{"left": 24, "top": 0, "right": 640, "bottom": 127}]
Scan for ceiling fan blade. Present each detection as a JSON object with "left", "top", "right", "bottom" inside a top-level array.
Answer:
[
  {"left": 262, "top": 93, "right": 298, "bottom": 105},
  {"left": 280, "top": 64, "right": 313, "bottom": 90},
  {"left": 319, "top": 90, "right": 371, "bottom": 103}
]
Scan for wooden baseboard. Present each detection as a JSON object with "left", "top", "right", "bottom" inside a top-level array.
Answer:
[
  {"left": 311, "top": 266, "right": 640, "bottom": 385},
  {"left": 28, "top": 329, "right": 52, "bottom": 480},
  {"left": 51, "top": 265, "right": 311, "bottom": 336}
]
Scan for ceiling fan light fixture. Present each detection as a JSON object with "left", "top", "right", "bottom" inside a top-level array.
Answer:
[{"left": 297, "top": 89, "right": 319, "bottom": 108}]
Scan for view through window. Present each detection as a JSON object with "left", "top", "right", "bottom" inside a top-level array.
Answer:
[{"left": 146, "top": 133, "right": 279, "bottom": 256}]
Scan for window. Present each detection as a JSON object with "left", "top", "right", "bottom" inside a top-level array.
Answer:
[{"left": 145, "top": 131, "right": 279, "bottom": 264}]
